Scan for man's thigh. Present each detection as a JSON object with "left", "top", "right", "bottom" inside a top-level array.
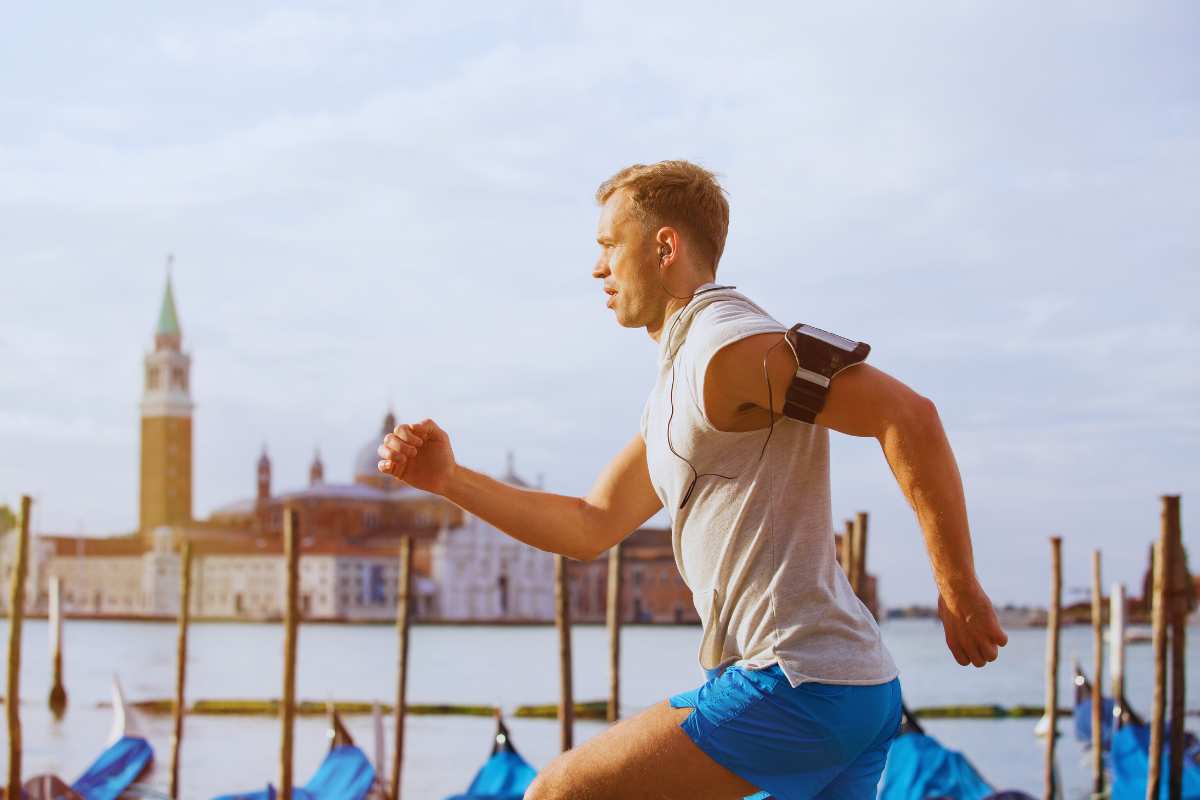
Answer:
[{"left": 524, "top": 700, "right": 763, "bottom": 800}]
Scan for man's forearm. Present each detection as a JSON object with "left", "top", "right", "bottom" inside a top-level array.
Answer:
[
  {"left": 441, "top": 465, "right": 597, "bottom": 561},
  {"left": 878, "top": 404, "right": 979, "bottom": 608}
]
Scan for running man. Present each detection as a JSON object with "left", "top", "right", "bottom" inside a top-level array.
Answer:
[{"left": 377, "top": 160, "right": 1008, "bottom": 799}]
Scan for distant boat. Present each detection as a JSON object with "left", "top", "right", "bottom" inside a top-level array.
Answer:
[
  {"left": 1102, "top": 628, "right": 1154, "bottom": 645},
  {"left": 17, "top": 676, "right": 156, "bottom": 800},
  {"left": 212, "top": 706, "right": 377, "bottom": 800},
  {"left": 444, "top": 711, "right": 536, "bottom": 800},
  {"left": 878, "top": 704, "right": 1037, "bottom": 800}
]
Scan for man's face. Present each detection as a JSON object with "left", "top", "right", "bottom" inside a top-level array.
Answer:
[{"left": 592, "top": 189, "right": 660, "bottom": 329}]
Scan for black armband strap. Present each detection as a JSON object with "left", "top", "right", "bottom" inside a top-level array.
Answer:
[{"left": 782, "top": 323, "right": 871, "bottom": 423}]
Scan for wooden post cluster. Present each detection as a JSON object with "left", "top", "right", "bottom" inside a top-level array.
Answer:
[
  {"left": 1090, "top": 549, "right": 1104, "bottom": 796},
  {"left": 555, "top": 554, "right": 574, "bottom": 752},
  {"left": 391, "top": 535, "right": 413, "bottom": 800},
  {"left": 48, "top": 575, "right": 67, "bottom": 717},
  {"left": 169, "top": 541, "right": 193, "bottom": 800},
  {"left": 279, "top": 507, "right": 300, "bottom": 799},
  {"left": 606, "top": 542, "right": 622, "bottom": 724},
  {"left": 6, "top": 495, "right": 32, "bottom": 800},
  {"left": 1147, "top": 494, "right": 1188, "bottom": 800},
  {"left": 1043, "top": 535, "right": 1062, "bottom": 800}
]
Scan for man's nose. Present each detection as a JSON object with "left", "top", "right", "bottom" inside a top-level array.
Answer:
[{"left": 591, "top": 258, "right": 609, "bottom": 278}]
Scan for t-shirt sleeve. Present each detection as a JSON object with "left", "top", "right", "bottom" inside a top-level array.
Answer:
[{"left": 681, "top": 300, "right": 787, "bottom": 426}]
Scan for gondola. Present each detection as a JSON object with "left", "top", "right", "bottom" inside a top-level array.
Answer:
[
  {"left": 878, "top": 704, "right": 1037, "bottom": 800},
  {"left": 11, "top": 676, "right": 156, "bottom": 800},
  {"left": 1110, "top": 720, "right": 1200, "bottom": 800},
  {"left": 1070, "top": 661, "right": 1116, "bottom": 749},
  {"left": 1105, "top": 685, "right": 1200, "bottom": 798},
  {"left": 444, "top": 711, "right": 536, "bottom": 800},
  {"left": 1067, "top": 664, "right": 1200, "bottom": 798},
  {"left": 213, "top": 706, "right": 377, "bottom": 800}
]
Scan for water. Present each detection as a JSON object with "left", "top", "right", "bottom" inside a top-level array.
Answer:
[{"left": 1, "top": 618, "right": 1196, "bottom": 798}]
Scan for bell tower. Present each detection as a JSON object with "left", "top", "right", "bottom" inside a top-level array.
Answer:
[{"left": 139, "top": 258, "right": 194, "bottom": 536}]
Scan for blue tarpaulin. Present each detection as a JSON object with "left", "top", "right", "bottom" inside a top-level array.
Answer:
[
  {"left": 71, "top": 735, "right": 154, "bottom": 800},
  {"left": 213, "top": 745, "right": 375, "bottom": 800},
  {"left": 1073, "top": 695, "right": 1116, "bottom": 749},
  {"left": 1110, "top": 723, "right": 1200, "bottom": 800},
  {"left": 879, "top": 732, "right": 994, "bottom": 800},
  {"left": 445, "top": 747, "right": 537, "bottom": 800}
]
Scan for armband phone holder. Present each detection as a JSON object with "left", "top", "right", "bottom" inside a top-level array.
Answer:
[{"left": 782, "top": 324, "right": 870, "bottom": 423}]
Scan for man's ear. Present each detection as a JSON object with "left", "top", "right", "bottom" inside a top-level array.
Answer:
[{"left": 656, "top": 227, "right": 679, "bottom": 265}]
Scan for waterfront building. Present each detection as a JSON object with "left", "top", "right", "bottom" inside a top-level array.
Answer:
[
  {"left": 430, "top": 454, "right": 556, "bottom": 621},
  {"left": 570, "top": 527, "right": 699, "bottom": 624}
]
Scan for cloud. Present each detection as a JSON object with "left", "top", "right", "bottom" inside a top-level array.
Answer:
[{"left": 2, "top": 3, "right": 1197, "bottom": 602}]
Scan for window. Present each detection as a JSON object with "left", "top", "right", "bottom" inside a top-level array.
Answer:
[{"left": 367, "top": 564, "right": 387, "bottom": 605}]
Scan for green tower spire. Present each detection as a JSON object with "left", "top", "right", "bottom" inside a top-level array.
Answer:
[{"left": 156, "top": 255, "right": 181, "bottom": 337}]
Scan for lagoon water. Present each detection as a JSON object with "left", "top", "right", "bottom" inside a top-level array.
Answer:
[{"left": 1, "top": 618, "right": 1196, "bottom": 799}]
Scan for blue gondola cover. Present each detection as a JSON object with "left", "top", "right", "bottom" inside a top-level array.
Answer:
[
  {"left": 71, "top": 735, "right": 154, "bottom": 800},
  {"left": 445, "top": 746, "right": 537, "bottom": 800},
  {"left": 214, "top": 745, "right": 375, "bottom": 800},
  {"left": 879, "top": 732, "right": 994, "bottom": 800},
  {"left": 1073, "top": 695, "right": 1115, "bottom": 749},
  {"left": 1110, "top": 723, "right": 1200, "bottom": 800}
]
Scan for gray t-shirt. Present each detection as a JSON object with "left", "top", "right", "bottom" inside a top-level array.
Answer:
[{"left": 640, "top": 283, "right": 898, "bottom": 687}]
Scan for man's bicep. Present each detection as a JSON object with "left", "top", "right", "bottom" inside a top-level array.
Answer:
[
  {"left": 582, "top": 434, "right": 663, "bottom": 554},
  {"left": 815, "top": 362, "right": 928, "bottom": 438}
]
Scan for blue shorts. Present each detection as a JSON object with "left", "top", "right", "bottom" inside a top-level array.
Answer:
[{"left": 669, "top": 664, "right": 901, "bottom": 800}]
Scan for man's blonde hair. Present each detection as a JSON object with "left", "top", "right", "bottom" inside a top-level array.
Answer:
[{"left": 596, "top": 160, "right": 730, "bottom": 273}]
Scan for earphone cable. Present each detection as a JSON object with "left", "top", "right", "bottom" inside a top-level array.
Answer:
[{"left": 661, "top": 284, "right": 792, "bottom": 510}]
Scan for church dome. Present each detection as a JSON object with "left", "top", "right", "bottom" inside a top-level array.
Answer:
[
  {"left": 354, "top": 410, "right": 398, "bottom": 486},
  {"left": 354, "top": 439, "right": 383, "bottom": 481}
]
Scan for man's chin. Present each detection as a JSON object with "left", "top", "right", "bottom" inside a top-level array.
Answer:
[{"left": 613, "top": 311, "right": 643, "bottom": 329}]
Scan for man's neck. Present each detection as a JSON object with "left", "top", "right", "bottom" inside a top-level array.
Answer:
[{"left": 646, "top": 278, "right": 720, "bottom": 344}]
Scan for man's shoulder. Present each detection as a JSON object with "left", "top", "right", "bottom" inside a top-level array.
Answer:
[
  {"left": 692, "top": 294, "right": 776, "bottom": 331},
  {"left": 688, "top": 296, "right": 784, "bottom": 352}
]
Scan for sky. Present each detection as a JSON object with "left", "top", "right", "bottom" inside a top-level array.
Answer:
[{"left": 2, "top": 2, "right": 1197, "bottom": 606}]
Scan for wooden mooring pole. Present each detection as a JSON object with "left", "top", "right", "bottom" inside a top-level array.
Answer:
[
  {"left": 391, "top": 535, "right": 413, "bottom": 800},
  {"left": 848, "top": 513, "right": 867, "bottom": 598},
  {"left": 1090, "top": 549, "right": 1104, "bottom": 796},
  {"left": 169, "top": 541, "right": 193, "bottom": 800},
  {"left": 1165, "top": 494, "right": 1185, "bottom": 800},
  {"left": 48, "top": 575, "right": 66, "bottom": 717},
  {"left": 1110, "top": 582, "right": 1126, "bottom": 724},
  {"left": 1044, "top": 535, "right": 1062, "bottom": 800},
  {"left": 841, "top": 519, "right": 853, "bottom": 577},
  {"left": 1147, "top": 534, "right": 1167, "bottom": 800},
  {"left": 279, "top": 507, "right": 300, "bottom": 799},
  {"left": 555, "top": 554, "right": 574, "bottom": 751},
  {"left": 6, "top": 495, "right": 32, "bottom": 800},
  {"left": 606, "top": 542, "right": 622, "bottom": 724}
]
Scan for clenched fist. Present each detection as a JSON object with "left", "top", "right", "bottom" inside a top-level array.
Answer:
[
  {"left": 377, "top": 419, "right": 457, "bottom": 495},
  {"left": 937, "top": 582, "right": 1009, "bottom": 668}
]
